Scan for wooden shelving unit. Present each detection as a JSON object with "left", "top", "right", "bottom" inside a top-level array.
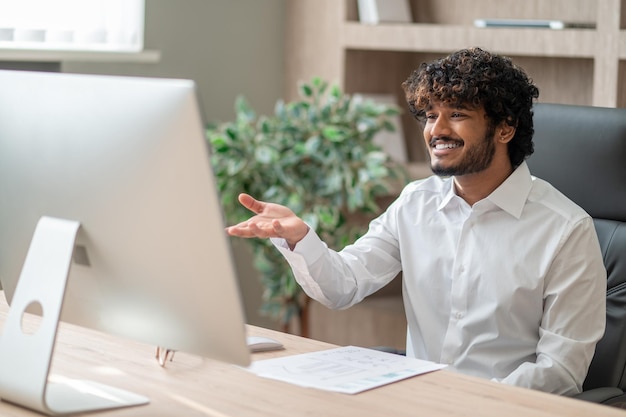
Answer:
[
  {"left": 284, "top": 0, "right": 626, "bottom": 348},
  {"left": 286, "top": 0, "right": 626, "bottom": 165}
]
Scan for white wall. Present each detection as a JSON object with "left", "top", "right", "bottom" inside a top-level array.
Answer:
[
  {"left": 64, "top": 0, "right": 285, "bottom": 329},
  {"left": 63, "top": 0, "right": 285, "bottom": 121}
]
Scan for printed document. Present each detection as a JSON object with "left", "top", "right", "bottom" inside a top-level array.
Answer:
[{"left": 247, "top": 345, "right": 446, "bottom": 394}]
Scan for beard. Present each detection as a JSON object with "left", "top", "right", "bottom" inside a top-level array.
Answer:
[{"left": 430, "top": 125, "right": 497, "bottom": 177}]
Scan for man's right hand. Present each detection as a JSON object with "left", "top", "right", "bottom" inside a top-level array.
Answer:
[{"left": 225, "top": 193, "right": 310, "bottom": 250}]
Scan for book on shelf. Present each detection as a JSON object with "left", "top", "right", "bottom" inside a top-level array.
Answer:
[
  {"left": 357, "top": 0, "right": 412, "bottom": 25},
  {"left": 474, "top": 19, "right": 595, "bottom": 30}
]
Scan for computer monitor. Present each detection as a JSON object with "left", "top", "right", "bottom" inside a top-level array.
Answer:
[{"left": 0, "top": 70, "right": 251, "bottom": 415}]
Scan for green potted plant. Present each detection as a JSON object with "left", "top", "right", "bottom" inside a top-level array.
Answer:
[{"left": 207, "top": 77, "right": 408, "bottom": 335}]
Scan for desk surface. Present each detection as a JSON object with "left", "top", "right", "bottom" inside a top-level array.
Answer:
[{"left": 0, "top": 300, "right": 623, "bottom": 417}]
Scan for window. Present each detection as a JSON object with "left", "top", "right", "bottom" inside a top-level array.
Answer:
[{"left": 0, "top": 0, "right": 144, "bottom": 52}]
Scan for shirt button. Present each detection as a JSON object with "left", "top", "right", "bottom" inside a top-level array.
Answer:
[{"left": 455, "top": 312, "right": 463, "bottom": 319}]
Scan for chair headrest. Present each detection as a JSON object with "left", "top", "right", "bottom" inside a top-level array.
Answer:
[{"left": 527, "top": 103, "right": 626, "bottom": 222}]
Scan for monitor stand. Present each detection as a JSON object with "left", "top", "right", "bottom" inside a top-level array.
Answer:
[{"left": 0, "top": 216, "right": 149, "bottom": 415}]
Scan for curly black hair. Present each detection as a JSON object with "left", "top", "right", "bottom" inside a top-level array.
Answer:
[{"left": 402, "top": 47, "right": 539, "bottom": 168}]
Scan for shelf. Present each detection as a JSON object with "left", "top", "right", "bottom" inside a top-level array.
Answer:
[
  {"left": 0, "top": 49, "right": 161, "bottom": 63},
  {"left": 342, "top": 22, "right": 598, "bottom": 58},
  {"left": 285, "top": 0, "right": 626, "bottom": 165}
]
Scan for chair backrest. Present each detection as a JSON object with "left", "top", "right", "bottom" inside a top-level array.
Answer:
[{"left": 526, "top": 103, "right": 626, "bottom": 391}]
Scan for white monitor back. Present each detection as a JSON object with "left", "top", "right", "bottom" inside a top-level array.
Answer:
[{"left": 0, "top": 70, "right": 250, "bottom": 367}]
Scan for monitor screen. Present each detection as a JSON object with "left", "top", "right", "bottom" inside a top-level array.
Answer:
[{"left": 0, "top": 70, "right": 250, "bottom": 414}]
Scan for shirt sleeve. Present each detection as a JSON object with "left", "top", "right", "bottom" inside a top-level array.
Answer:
[
  {"left": 496, "top": 217, "right": 607, "bottom": 396},
  {"left": 270, "top": 213, "right": 402, "bottom": 310}
]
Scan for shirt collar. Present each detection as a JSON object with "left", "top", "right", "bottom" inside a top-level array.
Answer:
[
  {"left": 486, "top": 161, "right": 532, "bottom": 219},
  {"left": 438, "top": 178, "right": 457, "bottom": 211},
  {"left": 437, "top": 161, "right": 533, "bottom": 218}
]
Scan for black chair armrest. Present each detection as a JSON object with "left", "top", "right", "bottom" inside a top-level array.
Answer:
[{"left": 573, "top": 387, "right": 624, "bottom": 404}]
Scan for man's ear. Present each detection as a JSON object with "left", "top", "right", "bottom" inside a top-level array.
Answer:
[{"left": 497, "top": 121, "right": 516, "bottom": 143}]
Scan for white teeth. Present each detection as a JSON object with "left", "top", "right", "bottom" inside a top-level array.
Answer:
[{"left": 435, "top": 143, "right": 460, "bottom": 150}]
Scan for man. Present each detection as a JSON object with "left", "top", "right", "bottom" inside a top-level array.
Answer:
[{"left": 226, "top": 48, "right": 606, "bottom": 396}]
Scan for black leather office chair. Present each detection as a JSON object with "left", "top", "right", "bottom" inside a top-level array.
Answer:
[{"left": 527, "top": 103, "right": 626, "bottom": 407}]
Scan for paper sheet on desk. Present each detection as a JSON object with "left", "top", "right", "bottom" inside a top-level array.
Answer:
[{"left": 246, "top": 345, "right": 446, "bottom": 394}]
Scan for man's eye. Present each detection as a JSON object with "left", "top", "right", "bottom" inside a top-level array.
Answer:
[{"left": 426, "top": 113, "right": 437, "bottom": 120}]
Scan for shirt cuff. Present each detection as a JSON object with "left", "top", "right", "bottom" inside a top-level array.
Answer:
[
  {"left": 270, "top": 227, "right": 328, "bottom": 264},
  {"left": 270, "top": 229, "right": 333, "bottom": 306}
]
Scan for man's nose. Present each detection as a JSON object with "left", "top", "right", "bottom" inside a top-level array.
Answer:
[{"left": 429, "top": 116, "right": 452, "bottom": 138}]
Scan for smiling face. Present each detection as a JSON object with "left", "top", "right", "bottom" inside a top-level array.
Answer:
[
  {"left": 423, "top": 101, "right": 497, "bottom": 177},
  {"left": 403, "top": 48, "right": 540, "bottom": 171}
]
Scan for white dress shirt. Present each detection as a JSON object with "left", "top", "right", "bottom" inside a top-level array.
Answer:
[{"left": 272, "top": 162, "right": 606, "bottom": 396}]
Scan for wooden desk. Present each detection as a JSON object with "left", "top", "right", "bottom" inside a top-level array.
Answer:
[{"left": 0, "top": 301, "right": 623, "bottom": 417}]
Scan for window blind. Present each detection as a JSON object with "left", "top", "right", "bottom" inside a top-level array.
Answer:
[{"left": 0, "top": 0, "right": 144, "bottom": 52}]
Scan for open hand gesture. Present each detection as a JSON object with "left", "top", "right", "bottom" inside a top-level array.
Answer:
[{"left": 226, "top": 193, "right": 309, "bottom": 249}]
